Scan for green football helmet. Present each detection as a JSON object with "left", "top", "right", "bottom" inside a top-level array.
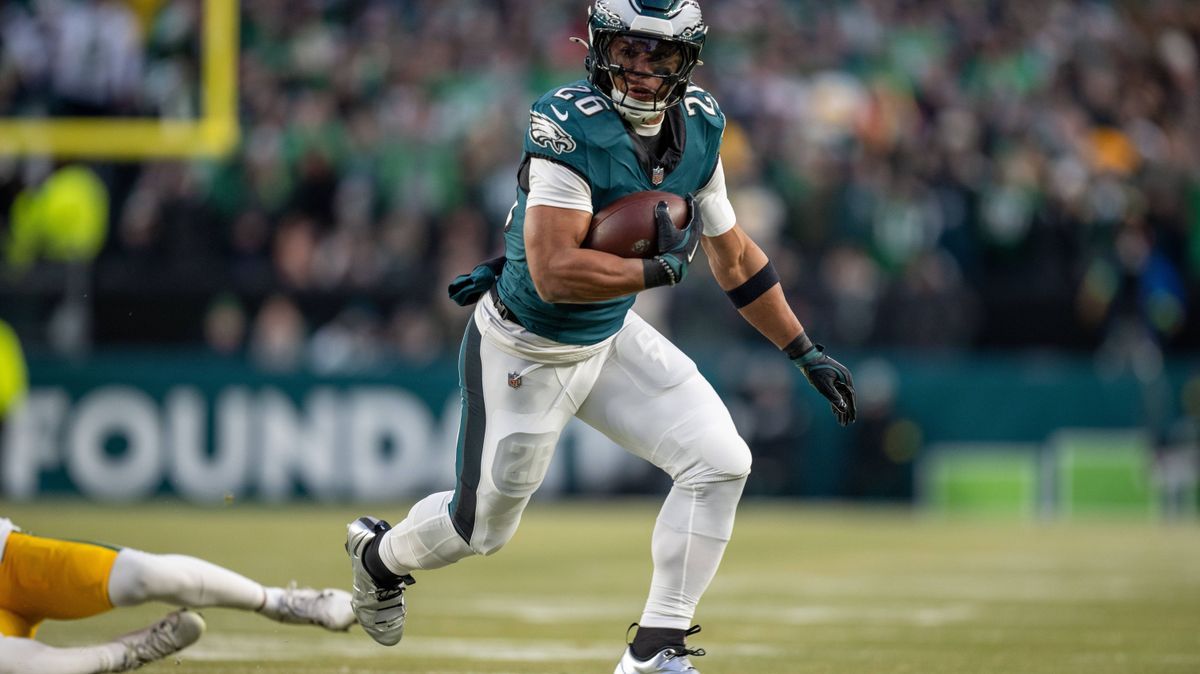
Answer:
[{"left": 583, "top": 0, "right": 708, "bottom": 124}]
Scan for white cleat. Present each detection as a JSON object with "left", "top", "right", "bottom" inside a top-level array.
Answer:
[
  {"left": 613, "top": 646, "right": 704, "bottom": 674},
  {"left": 345, "top": 516, "right": 415, "bottom": 646},
  {"left": 614, "top": 625, "right": 705, "bottom": 674},
  {"left": 262, "top": 582, "right": 356, "bottom": 631},
  {"left": 114, "top": 609, "right": 206, "bottom": 671}
]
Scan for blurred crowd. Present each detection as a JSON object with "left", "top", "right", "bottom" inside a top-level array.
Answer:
[{"left": 1, "top": 0, "right": 1199, "bottom": 371}]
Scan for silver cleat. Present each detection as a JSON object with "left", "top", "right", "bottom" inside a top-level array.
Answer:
[
  {"left": 613, "top": 625, "right": 705, "bottom": 674},
  {"left": 345, "top": 516, "right": 415, "bottom": 646},
  {"left": 613, "top": 646, "right": 704, "bottom": 674},
  {"left": 115, "top": 609, "right": 206, "bottom": 671}
]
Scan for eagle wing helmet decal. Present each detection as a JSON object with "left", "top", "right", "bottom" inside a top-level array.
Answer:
[{"left": 529, "top": 111, "right": 577, "bottom": 154}]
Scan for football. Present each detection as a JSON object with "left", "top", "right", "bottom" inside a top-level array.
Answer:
[{"left": 582, "top": 191, "right": 688, "bottom": 259}]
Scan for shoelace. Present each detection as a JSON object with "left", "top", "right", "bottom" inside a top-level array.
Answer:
[
  {"left": 374, "top": 573, "right": 415, "bottom": 601},
  {"left": 131, "top": 617, "right": 181, "bottom": 660},
  {"left": 665, "top": 625, "right": 706, "bottom": 660},
  {"left": 281, "top": 582, "right": 304, "bottom": 610},
  {"left": 280, "top": 582, "right": 322, "bottom": 621},
  {"left": 665, "top": 645, "right": 706, "bottom": 659}
]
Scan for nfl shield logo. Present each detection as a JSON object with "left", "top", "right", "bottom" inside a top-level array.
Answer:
[
  {"left": 652, "top": 166, "right": 664, "bottom": 185},
  {"left": 507, "top": 372, "right": 523, "bottom": 389}
]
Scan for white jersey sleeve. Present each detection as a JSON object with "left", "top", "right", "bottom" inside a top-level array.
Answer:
[
  {"left": 696, "top": 157, "right": 737, "bottom": 237},
  {"left": 527, "top": 158, "right": 593, "bottom": 213}
]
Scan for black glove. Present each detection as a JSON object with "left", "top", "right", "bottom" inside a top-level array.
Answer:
[
  {"left": 447, "top": 255, "right": 506, "bottom": 306},
  {"left": 645, "top": 194, "right": 703, "bottom": 287},
  {"left": 792, "top": 344, "right": 856, "bottom": 426}
]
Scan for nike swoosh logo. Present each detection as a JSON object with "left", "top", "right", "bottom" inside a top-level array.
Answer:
[
  {"left": 550, "top": 105, "right": 569, "bottom": 121},
  {"left": 686, "top": 243, "right": 697, "bottom": 263}
]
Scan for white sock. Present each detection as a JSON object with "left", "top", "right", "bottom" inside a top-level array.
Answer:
[
  {"left": 378, "top": 491, "right": 474, "bottom": 576},
  {"left": 259, "top": 586, "right": 288, "bottom": 617},
  {"left": 0, "top": 637, "right": 126, "bottom": 674},
  {"left": 640, "top": 476, "right": 747, "bottom": 629},
  {"left": 107, "top": 549, "right": 266, "bottom": 610}
]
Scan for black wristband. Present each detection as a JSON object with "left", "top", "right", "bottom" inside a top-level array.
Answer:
[
  {"left": 726, "top": 261, "right": 780, "bottom": 308},
  {"left": 642, "top": 257, "right": 674, "bottom": 288},
  {"left": 784, "top": 331, "right": 815, "bottom": 360}
]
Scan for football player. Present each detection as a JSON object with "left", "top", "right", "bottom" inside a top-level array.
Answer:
[
  {"left": 345, "top": 2, "right": 856, "bottom": 672},
  {"left": 0, "top": 518, "right": 354, "bottom": 673}
]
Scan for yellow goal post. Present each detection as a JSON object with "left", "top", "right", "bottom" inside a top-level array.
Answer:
[{"left": 0, "top": 0, "right": 238, "bottom": 160}]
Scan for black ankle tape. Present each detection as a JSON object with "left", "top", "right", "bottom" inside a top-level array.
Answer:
[
  {"left": 631, "top": 626, "right": 687, "bottom": 660},
  {"left": 363, "top": 532, "right": 405, "bottom": 586}
]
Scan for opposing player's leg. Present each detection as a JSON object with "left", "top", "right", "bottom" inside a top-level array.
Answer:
[
  {"left": 576, "top": 313, "right": 751, "bottom": 672},
  {"left": 109, "top": 549, "right": 354, "bottom": 630},
  {"left": 0, "top": 532, "right": 120, "bottom": 636},
  {"left": 0, "top": 635, "right": 128, "bottom": 674},
  {"left": 347, "top": 312, "right": 608, "bottom": 645},
  {"left": 0, "top": 609, "right": 205, "bottom": 674}
]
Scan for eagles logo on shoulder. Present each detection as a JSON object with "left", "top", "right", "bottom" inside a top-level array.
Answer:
[{"left": 529, "top": 111, "right": 577, "bottom": 155}]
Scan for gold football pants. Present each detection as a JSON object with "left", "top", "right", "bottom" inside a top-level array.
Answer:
[{"left": 0, "top": 532, "right": 118, "bottom": 637}]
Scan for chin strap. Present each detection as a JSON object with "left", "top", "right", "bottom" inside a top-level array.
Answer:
[{"left": 610, "top": 87, "right": 666, "bottom": 124}]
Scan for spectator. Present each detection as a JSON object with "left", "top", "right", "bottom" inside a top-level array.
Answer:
[
  {"left": 249, "top": 294, "right": 305, "bottom": 371},
  {"left": 0, "top": 0, "right": 1197, "bottom": 362}
]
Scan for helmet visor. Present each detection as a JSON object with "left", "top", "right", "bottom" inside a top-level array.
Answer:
[{"left": 605, "top": 36, "right": 685, "bottom": 78}]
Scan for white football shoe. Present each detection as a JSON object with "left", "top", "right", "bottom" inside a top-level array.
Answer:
[
  {"left": 345, "top": 516, "right": 415, "bottom": 646},
  {"left": 613, "top": 645, "right": 705, "bottom": 673},
  {"left": 260, "top": 582, "right": 356, "bottom": 631},
  {"left": 114, "top": 609, "right": 206, "bottom": 671},
  {"left": 613, "top": 625, "right": 706, "bottom": 674}
]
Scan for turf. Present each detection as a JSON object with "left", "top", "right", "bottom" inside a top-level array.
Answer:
[{"left": 5, "top": 500, "right": 1198, "bottom": 673}]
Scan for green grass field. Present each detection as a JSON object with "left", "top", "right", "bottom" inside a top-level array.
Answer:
[{"left": 5, "top": 500, "right": 1198, "bottom": 673}]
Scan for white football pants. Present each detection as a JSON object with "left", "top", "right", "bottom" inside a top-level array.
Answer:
[{"left": 377, "top": 300, "right": 751, "bottom": 629}]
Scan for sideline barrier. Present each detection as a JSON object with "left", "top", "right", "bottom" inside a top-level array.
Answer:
[
  {"left": 6, "top": 351, "right": 1197, "bottom": 507},
  {"left": 920, "top": 444, "right": 1040, "bottom": 518},
  {"left": 1052, "top": 429, "right": 1158, "bottom": 519},
  {"left": 920, "top": 431, "right": 1170, "bottom": 519}
]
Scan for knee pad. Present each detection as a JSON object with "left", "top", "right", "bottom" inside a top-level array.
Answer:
[
  {"left": 668, "top": 420, "right": 752, "bottom": 485},
  {"left": 466, "top": 509, "right": 523, "bottom": 557},
  {"left": 708, "top": 434, "right": 752, "bottom": 481}
]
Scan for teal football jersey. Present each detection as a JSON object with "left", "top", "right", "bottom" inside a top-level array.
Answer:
[{"left": 495, "top": 80, "right": 725, "bottom": 345}]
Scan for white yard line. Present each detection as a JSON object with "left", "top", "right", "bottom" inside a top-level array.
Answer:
[
  {"left": 185, "top": 634, "right": 779, "bottom": 663},
  {"left": 769, "top": 604, "right": 977, "bottom": 626},
  {"left": 430, "top": 596, "right": 979, "bottom": 627},
  {"left": 442, "top": 597, "right": 635, "bottom": 622},
  {"left": 713, "top": 573, "right": 1150, "bottom": 602}
]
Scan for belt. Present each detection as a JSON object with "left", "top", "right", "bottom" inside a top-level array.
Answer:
[{"left": 490, "top": 288, "right": 525, "bottom": 329}]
